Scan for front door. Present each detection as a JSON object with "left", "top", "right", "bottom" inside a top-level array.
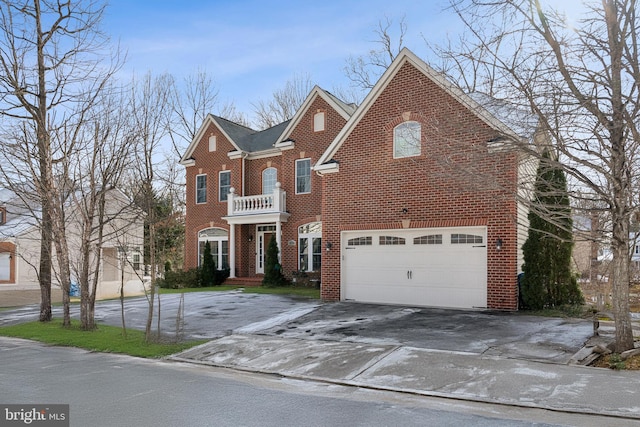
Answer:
[{"left": 256, "top": 225, "right": 276, "bottom": 274}]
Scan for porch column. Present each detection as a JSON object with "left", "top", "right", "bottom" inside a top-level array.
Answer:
[
  {"left": 229, "top": 223, "right": 236, "bottom": 278},
  {"left": 276, "top": 220, "right": 282, "bottom": 263}
]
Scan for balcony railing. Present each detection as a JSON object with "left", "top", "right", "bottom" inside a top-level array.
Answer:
[{"left": 227, "top": 182, "right": 286, "bottom": 216}]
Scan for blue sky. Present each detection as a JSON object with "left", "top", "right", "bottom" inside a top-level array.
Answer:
[{"left": 103, "top": 0, "right": 459, "bottom": 120}]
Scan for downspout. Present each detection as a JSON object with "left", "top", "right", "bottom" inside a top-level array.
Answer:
[{"left": 241, "top": 152, "right": 248, "bottom": 196}]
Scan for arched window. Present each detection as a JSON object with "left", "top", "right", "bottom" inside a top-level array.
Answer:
[
  {"left": 262, "top": 167, "right": 277, "bottom": 195},
  {"left": 198, "top": 228, "right": 229, "bottom": 269},
  {"left": 393, "top": 121, "right": 421, "bottom": 158}
]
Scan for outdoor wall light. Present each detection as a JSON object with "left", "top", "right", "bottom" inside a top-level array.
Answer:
[
  {"left": 402, "top": 208, "right": 409, "bottom": 214},
  {"left": 248, "top": 234, "right": 254, "bottom": 242},
  {"left": 326, "top": 242, "right": 333, "bottom": 251},
  {"left": 496, "top": 238, "right": 503, "bottom": 251}
]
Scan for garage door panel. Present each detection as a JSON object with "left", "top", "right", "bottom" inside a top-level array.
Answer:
[{"left": 342, "top": 228, "right": 487, "bottom": 309}]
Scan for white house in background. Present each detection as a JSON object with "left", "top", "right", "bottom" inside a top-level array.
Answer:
[{"left": 0, "top": 187, "right": 146, "bottom": 301}]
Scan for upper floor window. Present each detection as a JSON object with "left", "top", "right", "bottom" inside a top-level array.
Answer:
[
  {"left": 296, "top": 159, "right": 311, "bottom": 194},
  {"left": 208, "top": 135, "right": 216, "bottom": 152},
  {"left": 132, "top": 251, "right": 141, "bottom": 271},
  {"left": 313, "top": 111, "right": 325, "bottom": 132},
  {"left": 219, "top": 171, "right": 231, "bottom": 201},
  {"left": 195, "top": 174, "right": 207, "bottom": 204},
  {"left": 393, "top": 121, "right": 421, "bottom": 158},
  {"left": 262, "top": 167, "right": 277, "bottom": 195}
]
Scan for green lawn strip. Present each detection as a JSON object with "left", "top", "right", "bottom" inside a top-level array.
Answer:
[
  {"left": 0, "top": 319, "right": 206, "bottom": 358},
  {"left": 159, "top": 285, "right": 321, "bottom": 299}
]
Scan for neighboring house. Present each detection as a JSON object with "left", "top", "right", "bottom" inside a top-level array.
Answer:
[
  {"left": 180, "top": 48, "right": 539, "bottom": 310},
  {"left": 0, "top": 187, "right": 146, "bottom": 301}
]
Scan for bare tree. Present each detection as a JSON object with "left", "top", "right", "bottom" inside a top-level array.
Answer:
[
  {"left": 66, "top": 86, "right": 138, "bottom": 330},
  {"left": 0, "top": 0, "right": 119, "bottom": 322},
  {"left": 252, "top": 72, "right": 314, "bottom": 129},
  {"left": 341, "top": 16, "right": 407, "bottom": 102},
  {"left": 128, "top": 72, "right": 173, "bottom": 341},
  {"left": 442, "top": 0, "right": 640, "bottom": 351},
  {"left": 168, "top": 69, "right": 249, "bottom": 157}
]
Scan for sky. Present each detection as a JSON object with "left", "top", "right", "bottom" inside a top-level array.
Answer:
[{"left": 102, "top": 0, "right": 459, "bottom": 124}]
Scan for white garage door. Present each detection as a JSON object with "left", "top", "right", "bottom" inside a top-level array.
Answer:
[{"left": 342, "top": 227, "right": 487, "bottom": 309}]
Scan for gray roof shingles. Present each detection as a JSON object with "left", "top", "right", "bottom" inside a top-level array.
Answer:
[{"left": 214, "top": 116, "right": 292, "bottom": 153}]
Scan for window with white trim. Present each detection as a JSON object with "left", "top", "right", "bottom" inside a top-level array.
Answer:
[
  {"left": 132, "top": 252, "right": 141, "bottom": 271},
  {"left": 208, "top": 135, "right": 216, "bottom": 152},
  {"left": 379, "top": 236, "right": 406, "bottom": 245},
  {"left": 299, "top": 222, "right": 322, "bottom": 272},
  {"left": 347, "top": 236, "right": 372, "bottom": 246},
  {"left": 219, "top": 171, "right": 231, "bottom": 201},
  {"left": 262, "top": 167, "right": 277, "bottom": 195},
  {"left": 393, "top": 121, "right": 421, "bottom": 158},
  {"left": 313, "top": 111, "right": 325, "bottom": 132},
  {"left": 195, "top": 174, "right": 207, "bottom": 204},
  {"left": 295, "top": 159, "right": 311, "bottom": 194},
  {"left": 0, "top": 252, "right": 9, "bottom": 281},
  {"left": 198, "top": 228, "right": 229, "bottom": 269},
  {"left": 414, "top": 235, "right": 443, "bottom": 245},
  {"left": 451, "top": 234, "right": 483, "bottom": 244}
]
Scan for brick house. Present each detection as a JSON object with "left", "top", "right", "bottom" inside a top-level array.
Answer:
[
  {"left": 180, "top": 86, "right": 355, "bottom": 281},
  {"left": 180, "top": 48, "right": 537, "bottom": 310}
]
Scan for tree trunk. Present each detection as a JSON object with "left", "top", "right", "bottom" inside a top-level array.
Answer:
[
  {"left": 611, "top": 216, "right": 634, "bottom": 352},
  {"left": 38, "top": 202, "right": 52, "bottom": 322},
  {"left": 145, "top": 220, "right": 156, "bottom": 341}
]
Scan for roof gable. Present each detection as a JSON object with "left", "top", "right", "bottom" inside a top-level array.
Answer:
[
  {"left": 181, "top": 87, "right": 356, "bottom": 165},
  {"left": 315, "top": 48, "right": 534, "bottom": 170},
  {"left": 179, "top": 114, "right": 249, "bottom": 165},
  {"left": 272, "top": 86, "right": 355, "bottom": 145}
]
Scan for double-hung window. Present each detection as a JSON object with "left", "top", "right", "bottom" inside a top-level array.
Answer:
[
  {"left": 298, "top": 222, "right": 322, "bottom": 272},
  {"left": 295, "top": 159, "right": 311, "bottom": 194},
  {"left": 195, "top": 174, "right": 207, "bottom": 204},
  {"left": 219, "top": 171, "right": 231, "bottom": 201}
]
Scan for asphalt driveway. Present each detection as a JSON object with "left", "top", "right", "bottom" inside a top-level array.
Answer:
[
  {"left": 255, "top": 302, "right": 594, "bottom": 363},
  {"left": 0, "top": 290, "right": 594, "bottom": 363}
]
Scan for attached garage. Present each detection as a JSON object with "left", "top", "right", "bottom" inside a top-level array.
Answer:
[{"left": 341, "top": 227, "right": 487, "bottom": 309}]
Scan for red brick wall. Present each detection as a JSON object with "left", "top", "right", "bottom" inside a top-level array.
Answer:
[
  {"left": 184, "top": 96, "right": 347, "bottom": 278},
  {"left": 239, "top": 97, "right": 346, "bottom": 278},
  {"left": 320, "top": 62, "right": 519, "bottom": 309},
  {"left": 184, "top": 121, "right": 239, "bottom": 269}
]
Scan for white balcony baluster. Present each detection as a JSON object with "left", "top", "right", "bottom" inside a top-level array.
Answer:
[{"left": 227, "top": 182, "right": 286, "bottom": 216}]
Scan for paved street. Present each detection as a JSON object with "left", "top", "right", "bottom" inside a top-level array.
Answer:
[
  {"left": 1, "top": 291, "right": 640, "bottom": 425},
  {"left": 1, "top": 337, "right": 634, "bottom": 427}
]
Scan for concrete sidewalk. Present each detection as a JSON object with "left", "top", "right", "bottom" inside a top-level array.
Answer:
[{"left": 171, "top": 333, "right": 640, "bottom": 421}]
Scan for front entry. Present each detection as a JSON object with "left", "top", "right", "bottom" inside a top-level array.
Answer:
[{"left": 256, "top": 225, "right": 276, "bottom": 274}]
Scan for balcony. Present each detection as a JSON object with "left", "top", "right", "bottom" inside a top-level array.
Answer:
[{"left": 225, "top": 182, "right": 288, "bottom": 222}]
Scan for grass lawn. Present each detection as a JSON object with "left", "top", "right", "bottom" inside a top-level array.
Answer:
[
  {"left": 0, "top": 319, "right": 206, "bottom": 358},
  {"left": 0, "top": 286, "right": 318, "bottom": 358},
  {"left": 160, "top": 285, "right": 321, "bottom": 299}
]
